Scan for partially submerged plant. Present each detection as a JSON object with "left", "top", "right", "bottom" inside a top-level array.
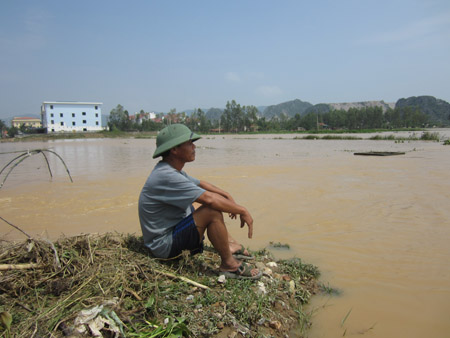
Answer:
[
  {"left": 0, "top": 149, "right": 73, "bottom": 189},
  {"left": 420, "top": 131, "right": 440, "bottom": 141},
  {"left": 269, "top": 241, "right": 291, "bottom": 249}
]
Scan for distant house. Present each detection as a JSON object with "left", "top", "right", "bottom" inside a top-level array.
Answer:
[
  {"left": 129, "top": 111, "right": 157, "bottom": 124},
  {"left": 41, "top": 101, "right": 103, "bottom": 133},
  {"left": 12, "top": 117, "right": 42, "bottom": 129}
]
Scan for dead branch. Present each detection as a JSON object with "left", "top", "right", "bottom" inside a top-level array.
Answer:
[
  {"left": 0, "top": 149, "right": 73, "bottom": 188},
  {"left": 0, "top": 263, "right": 42, "bottom": 271},
  {"left": 0, "top": 216, "right": 31, "bottom": 239}
]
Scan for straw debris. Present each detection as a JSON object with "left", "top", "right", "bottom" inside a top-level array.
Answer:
[{"left": 0, "top": 233, "right": 320, "bottom": 337}]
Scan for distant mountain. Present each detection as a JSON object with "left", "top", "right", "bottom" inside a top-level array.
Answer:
[
  {"left": 329, "top": 100, "right": 395, "bottom": 112},
  {"left": 184, "top": 106, "right": 266, "bottom": 121},
  {"left": 303, "top": 103, "right": 333, "bottom": 115},
  {"left": 395, "top": 96, "right": 450, "bottom": 124},
  {"left": 205, "top": 108, "right": 223, "bottom": 121},
  {"left": 262, "top": 99, "right": 313, "bottom": 119},
  {"left": 305, "top": 101, "right": 395, "bottom": 115},
  {"left": 257, "top": 106, "right": 267, "bottom": 115}
]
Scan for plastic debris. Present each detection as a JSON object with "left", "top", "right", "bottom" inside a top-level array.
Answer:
[{"left": 73, "top": 299, "right": 124, "bottom": 337}]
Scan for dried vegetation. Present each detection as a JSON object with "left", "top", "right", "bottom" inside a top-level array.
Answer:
[{"left": 0, "top": 233, "right": 320, "bottom": 337}]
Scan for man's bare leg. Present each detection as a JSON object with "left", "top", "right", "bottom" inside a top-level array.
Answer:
[{"left": 193, "top": 206, "right": 258, "bottom": 276}]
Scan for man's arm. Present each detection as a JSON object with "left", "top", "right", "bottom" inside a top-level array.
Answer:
[
  {"left": 195, "top": 182, "right": 253, "bottom": 238},
  {"left": 198, "top": 180, "right": 235, "bottom": 202},
  {"left": 199, "top": 180, "right": 238, "bottom": 218}
]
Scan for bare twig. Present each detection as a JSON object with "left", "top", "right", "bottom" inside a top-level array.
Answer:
[
  {"left": 0, "top": 153, "right": 32, "bottom": 188},
  {"left": 0, "top": 148, "right": 73, "bottom": 189},
  {"left": 0, "top": 216, "right": 32, "bottom": 239},
  {"left": 39, "top": 151, "right": 53, "bottom": 178},
  {"left": 0, "top": 263, "right": 42, "bottom": 270},
  {"left": 153, "top": 268, "right": 210, "bottom": 290},
  {"left": 43, "top": 149, "right": 73, "bottom": 183}
]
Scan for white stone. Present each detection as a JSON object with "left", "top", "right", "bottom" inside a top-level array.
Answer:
[
  {"left": 266, "top": 261, "right": 278, "bottom": 268},
  {"left": 257, "top": 281, "right": 267, "bottom": 294},
  {"left": 218, "top": 274, "right": 226, "bottom": 283}
]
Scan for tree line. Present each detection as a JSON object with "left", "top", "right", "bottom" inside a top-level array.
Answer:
[
  {"left": 107, "top": 100, "right": 431, "bottom": 133},
  {"left": 0, "top": 101, "right": 432, "bottom": 139}
]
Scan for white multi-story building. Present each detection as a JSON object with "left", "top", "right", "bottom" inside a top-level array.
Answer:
[{"left": 41, "top": 101, "right": 103, "bottom": 133}]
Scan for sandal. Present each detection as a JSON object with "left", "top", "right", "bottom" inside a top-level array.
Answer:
[
  {"left": 220, "top": 262, "right": 262, "bottom": 280},
  {"left": 232, "top": 245, "right": 254, "bottom": 260}
]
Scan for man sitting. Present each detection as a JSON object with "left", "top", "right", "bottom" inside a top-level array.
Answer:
[{"left": 138, "top": 124, "right": 261, "bottom": 279}]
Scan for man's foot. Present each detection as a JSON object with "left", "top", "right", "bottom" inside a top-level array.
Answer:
[
  {"left": 231, "top": 245, "right": 254, "bottom": 260},
  {"left": 220, "top": 262, "right": 262, "bottom": 280}
]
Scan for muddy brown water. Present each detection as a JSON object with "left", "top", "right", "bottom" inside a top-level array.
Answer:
[{"left": 1, "top": 131, "right": 450, "bottom": 338}]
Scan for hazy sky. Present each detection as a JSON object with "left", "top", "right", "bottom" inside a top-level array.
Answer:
[{"left": 1, "top": 0, "right": 449, "bottom": 119}]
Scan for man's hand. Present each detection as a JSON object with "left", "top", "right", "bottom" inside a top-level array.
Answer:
[{"left": 240, "top": 210, "right": 254, "bottom": 238}]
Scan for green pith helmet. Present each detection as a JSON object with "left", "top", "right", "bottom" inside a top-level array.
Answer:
[{"left": 152, "top": 124, "right": 201, "bottom": 158}]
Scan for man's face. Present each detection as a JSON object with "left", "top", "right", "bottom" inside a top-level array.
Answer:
[{"left": 174, "top": 140, "right": 196, "bottom": 162}]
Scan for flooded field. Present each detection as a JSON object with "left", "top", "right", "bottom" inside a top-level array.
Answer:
[{"left": 1, "top": 130, "right": 450, "bottom": 337}]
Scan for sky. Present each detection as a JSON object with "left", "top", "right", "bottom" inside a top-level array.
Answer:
[{"left": 1, "top": 0, "right": 450, "bottom": 120}]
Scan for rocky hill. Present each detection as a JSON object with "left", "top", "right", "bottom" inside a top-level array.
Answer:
[
  {"left": 262, "top": 99, "right": 312, "bottom": 119},
  {"left": 395, "top": 96, "right": 450, "bottom": 124},
  {"left": 205, "top": 108, "right": 223, "bottom": 121},
  {"left": 328, "top": 100, "right": 395, "bottom": 112},
  {"left": 260, "top": 97, "right": 449, "bottom": 125},
  {"left": 304, "top": 100, "right": 395, "bottom": 115}
]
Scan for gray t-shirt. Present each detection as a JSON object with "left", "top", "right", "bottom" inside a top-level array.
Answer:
[{"left": 138, "top": 161, "right": 205, "bottom": 258}]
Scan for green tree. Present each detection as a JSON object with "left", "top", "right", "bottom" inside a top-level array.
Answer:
[
  {"left": 166, "top": 108, "right": 178, "bottom": 125},
  {"left": 221, "top": 100, "right": 246, "bottom": 132},
  {"left": 108, "top": 104, "right": 128, "bottom": 131},
  {"left": 7, "top": 126, "right": 18, "bottom": 137},
  {"left": 300, "top": 112, "right": 318, "bottom": 130},
  {"left": 0, "top": 119, "right": 7, "bottom": 137},
  {"left": 243, "top": 105, "right": 258, "bottom": 131}
]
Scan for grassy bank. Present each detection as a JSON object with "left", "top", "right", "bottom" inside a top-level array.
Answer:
[
  {"left": 291, "top": 131, "right": 442, "bottom": 142},
  {"left": 0, "top": 130, "right": 158, "bottom": 142},
  {"left": 0, "top": 233, "right": 321, "bottom": 337}
]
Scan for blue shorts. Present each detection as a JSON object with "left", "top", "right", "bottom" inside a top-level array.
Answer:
[{"left": 168, "top": 213, "right": 204, "bottom": 258}]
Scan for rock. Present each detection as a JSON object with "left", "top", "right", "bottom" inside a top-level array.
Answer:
[
  {"left": 282, "top": 275, "right": 291, "bottom": 281},
  {"left": 289, "top": 280, "right": 295, "bottom": 295},
  {"left": 257, "top": 281, "right": 267, "bottom": 295},
  {"left": 266, "top": 261, "right": 278, "bottom": 268},
  {"left": 218, "top": 274, "right": 226, "bottom": 283},
  {"left": 255, "top": 262, "right": 266, "bottom": 270},
  {"left": 269, "top": 320, "right": 282, "bottom": 330},
  {"left": 186, "top": 295, "right": 194, "bottom": 301},
  {"left": 263, "top": 267, "right": 273, "bottom": 277}
]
